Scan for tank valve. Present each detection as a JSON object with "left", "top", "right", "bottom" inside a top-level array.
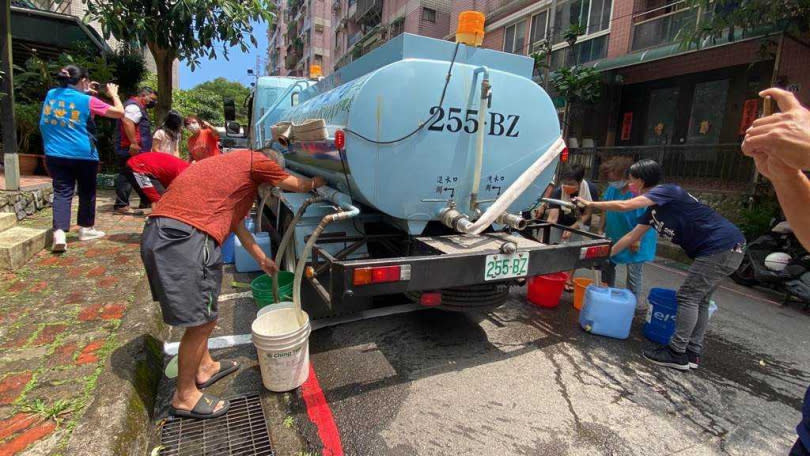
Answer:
[
  {"left": 439, "top": 207, "right": 474, "bottom": 233},
  {"left": 496, "top": 212, "right": 528, "bottom": 230}
]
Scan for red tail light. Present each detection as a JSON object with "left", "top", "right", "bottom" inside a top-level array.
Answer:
[
  {"left": 561, "top": 147, "right": 569, "bottom": 162},
  {"left": 334, "top": 130, "right": 346, "bottom": 149},
  {"left": 420, "top": 292, "right": 442, "bottom": 307},
  {"left": 352, "top": 265, "right": 411, "bottom": 286},
  {"left": 580, "top": 245, "right": 611, "bottom": 260}
]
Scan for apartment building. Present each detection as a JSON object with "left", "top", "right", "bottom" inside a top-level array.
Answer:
[
  {"left": 449, "top": 0, "right": 809, "bottom": 152},
  {"left": 331, "top": 0, "right": 451, "bottom": 71},
  {"left": 267, "top": 0, "right": 334, "bottom": 77}
]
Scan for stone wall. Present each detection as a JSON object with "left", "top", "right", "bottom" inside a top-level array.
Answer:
[
  {"left": 690, "top": 189, "right": 748, "bottom": 225},
  {"left": 0, "top": 185, "right": 54, "bottom": 220}
]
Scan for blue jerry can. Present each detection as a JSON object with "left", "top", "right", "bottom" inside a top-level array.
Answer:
[
  {"left": 579, "top": 286, "right": 637, "bottom": 339},
  {"left": 235, "top": 232, "right": 272, "bottom": 273}
]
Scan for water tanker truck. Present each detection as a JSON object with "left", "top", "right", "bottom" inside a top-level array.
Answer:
[{"left": 246, "top": 33, "right": 610, "bottom": 319}]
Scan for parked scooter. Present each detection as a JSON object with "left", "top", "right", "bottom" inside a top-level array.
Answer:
[{"left": 731, "top": 219, "right": 810, "bottom": 307}]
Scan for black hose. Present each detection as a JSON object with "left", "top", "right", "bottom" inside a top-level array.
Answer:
[{"left": 342, "top": 41, "right": 461, "bottom": 145}]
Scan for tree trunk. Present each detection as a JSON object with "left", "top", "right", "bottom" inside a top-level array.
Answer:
[{"left": 147, "top": 42, "right": 176, "bottom": 123}]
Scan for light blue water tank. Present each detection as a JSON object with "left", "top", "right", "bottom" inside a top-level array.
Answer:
[
  {"left": 259, "top": 34, "right": 561, "bottom": 234},
  {"left": 579, "top": 286, "right": 637, "bottom": 339}
]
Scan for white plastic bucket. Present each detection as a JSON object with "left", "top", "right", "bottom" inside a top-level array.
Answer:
[
  {"left": 256, "top": 301, "right": 294, "bottom": 319},
  {"left": 251, "top": 302, "right": 311, "bottom": 392}
]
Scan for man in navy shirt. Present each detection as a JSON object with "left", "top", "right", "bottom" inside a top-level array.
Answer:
[{"left": 577, "top": 159, "right": 745, "bottom": 371}]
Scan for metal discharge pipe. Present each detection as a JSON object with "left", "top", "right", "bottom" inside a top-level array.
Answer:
[
  {"left": 495, "top": 212, "right": 528, "bottom": 230},
  {"left": 469, "top": 66, "right": 490, "bottom": 214},
  {"left": 441, "top": 136, "right": 566, "bottom": 235},
  {"left": 292, "top": 187, "right": 360, "bottom": 314}
]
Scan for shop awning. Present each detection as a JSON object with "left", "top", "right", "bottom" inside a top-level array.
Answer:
[
  {"left": 10, "top": 5, "right": 110, "bottom": 62},
  {"left": 587, "top": 26, "right": 777, "bottom": 73}
]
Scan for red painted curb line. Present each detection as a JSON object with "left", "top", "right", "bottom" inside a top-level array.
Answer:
[{"left": 301, "top": 363, "right": 344, "bottom": 456}]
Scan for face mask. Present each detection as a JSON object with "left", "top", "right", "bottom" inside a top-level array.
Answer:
[
  {"left": 186, "top": 123, "right": 201, "bottom": 134},
  {"left": 609, "top": 180, "right": 626, "bottom": 189}
]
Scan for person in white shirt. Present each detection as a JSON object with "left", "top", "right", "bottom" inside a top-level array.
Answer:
[
  {"left": 152, "top": 110, "right": 183, "bottom": 157},
  {"left": 114, "top": 87, "right": 157, "bottom": 214}
]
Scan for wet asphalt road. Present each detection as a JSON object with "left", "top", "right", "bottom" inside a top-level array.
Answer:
[{"left": 155, "top": 259, "right": 810, "bottom": 455}]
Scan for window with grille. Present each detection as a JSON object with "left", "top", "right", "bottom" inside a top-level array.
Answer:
[
  {"left": 422, "top": 7, "right": 436, "bottom": 23},
  {"left": 503, "top": 20, "right": 527, "bottom": 54}
]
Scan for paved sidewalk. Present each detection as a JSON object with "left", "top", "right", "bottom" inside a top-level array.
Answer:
[{"left": 0, "top": 191, "right": 148, "bottom": 456}]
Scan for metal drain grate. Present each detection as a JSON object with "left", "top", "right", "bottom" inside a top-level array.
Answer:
[{"left": 160, "top": 394, "right": 275, "bottom": 456}]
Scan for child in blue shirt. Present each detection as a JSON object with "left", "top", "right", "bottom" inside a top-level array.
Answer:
[{"left": 595, "top": 157, "right": 657, "bottom": 305}]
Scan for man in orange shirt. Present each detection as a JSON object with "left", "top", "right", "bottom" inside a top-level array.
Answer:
[
  {"left": 141, "top": 149, "right": 325, "bottom": 419},
  {"left": 184, "top": 116, "right": 220, "bottom": 162}
]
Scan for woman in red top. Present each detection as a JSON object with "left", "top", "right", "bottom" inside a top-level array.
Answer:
[{"left": 184, "top": 115, "right": 220, "bottom": 162}]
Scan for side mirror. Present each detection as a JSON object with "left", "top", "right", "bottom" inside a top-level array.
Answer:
[
  {"left": 224, "top": 97, "right": 236, "bottom": 122},
  {"left": 225, "top": 121, "right": 244, "bottom": 138}
]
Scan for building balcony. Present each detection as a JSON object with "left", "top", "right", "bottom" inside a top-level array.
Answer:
[
  {"left": 347, "top": 31, "right": 363, "bottom": 48},
  {"left": 630, "top": 2, "right": 700, "bottom": 52},
  {"left": 352, "top": 0, "right": 381, "bottom": 26},
  {"left": 285, "top": 52, "right": 300, "bottom": 69}
]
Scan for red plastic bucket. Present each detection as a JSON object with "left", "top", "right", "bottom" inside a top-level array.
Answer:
[{"left": 527, "top": 272, "right": 569, "bottom": 308}]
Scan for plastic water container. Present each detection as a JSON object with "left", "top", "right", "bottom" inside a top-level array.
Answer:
[
  {"left": 222, "top": 233, "right": 236, "bottom": 264},
  {"left": 527, "top": 272, "right": 568, "bottom": 308},
  {"left": 579, "top": 286, "right": 637, "bottom": 339},
  {"left": 573, "top": 277, "right": 593, "bottom": 310},
  {"left": 244, "top": 217, "right": 256, "bottom": 233},
  {"left": 252, "top": 304, "right": 311, "bottom": 391},
  {"left": 235, "top": 232, "right": 272, "bottom": 272},
  {"left": 644, "top": 288, "right": 718, "bottom": 345}
]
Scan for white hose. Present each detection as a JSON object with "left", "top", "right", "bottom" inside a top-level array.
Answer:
[{"left": 458, "top": 136, "right": 565, "bottom": 235}]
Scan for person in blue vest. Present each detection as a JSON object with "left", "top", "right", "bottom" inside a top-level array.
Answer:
[
  {"left": 39, "top": 65, "right": 125, "bottom": 252},
  {"left": 594, "top": 156, "right": 657, "bottom": 306},
  {"left": 113, "top": 86, "right": 157, "bottom": 215},
  {"left": 576, "top": 159, "right": 745, "bottom": 371}
]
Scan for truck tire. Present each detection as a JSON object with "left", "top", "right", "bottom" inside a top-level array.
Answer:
[{"left": 408, "top": 283, "right": 510, "bottom": 312}]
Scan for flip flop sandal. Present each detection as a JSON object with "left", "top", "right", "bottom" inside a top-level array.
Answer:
[
  {"left": 196, "top": 360, "right": 240, "bottom": 389},
  {"left": 169, "top": 393, "right": 230, "bottom": 420}
]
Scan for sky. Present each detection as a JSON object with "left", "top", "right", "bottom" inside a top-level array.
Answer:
[{"left": 178, "top": 20, "right": 268, "bottom": 90}]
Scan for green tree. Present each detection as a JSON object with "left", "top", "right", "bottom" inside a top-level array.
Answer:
[
  {"left": 683, "top": 0, "right": 809, "bottom": 46},
  {"left": 84, "top": 0, "right": 274, "bottom": 120},
  {"left": 193, "top": 78, "right": 251, "bottom": 123},
  {"left": 551, "top": 66, "right": 603, "bottom": 141}
]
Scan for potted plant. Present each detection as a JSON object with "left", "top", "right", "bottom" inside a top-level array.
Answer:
[{"left": 14, "top": 102, "right": 43, "bottom": 175}]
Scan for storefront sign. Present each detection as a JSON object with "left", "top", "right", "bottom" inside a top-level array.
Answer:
[
  {"left": 620, "top": 112, "right": 633, "bottom": 141},
  {"left": 739, "top": 98, "right": 759, "bottom": 135}
]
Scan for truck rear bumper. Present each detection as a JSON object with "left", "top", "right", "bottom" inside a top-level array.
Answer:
[{"left": 311, "top": 223, "right": 610, "bottom": 305}]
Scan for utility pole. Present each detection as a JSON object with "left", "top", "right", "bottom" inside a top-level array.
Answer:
[{"left": 0, "top": 0, "right": 19, "bottom": 191}]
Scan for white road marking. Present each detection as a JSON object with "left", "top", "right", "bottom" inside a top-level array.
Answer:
[{"left": 217, "top": 291, "right": 252, "bottom": 302}]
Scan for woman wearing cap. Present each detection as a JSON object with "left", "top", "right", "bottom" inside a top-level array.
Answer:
[{"left": 39, "top": 65, "right": 125, "bottom": 252}]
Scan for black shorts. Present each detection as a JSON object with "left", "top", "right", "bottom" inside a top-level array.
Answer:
[{"left": 140, "top": 217, "right": 222, "bottom": 327}]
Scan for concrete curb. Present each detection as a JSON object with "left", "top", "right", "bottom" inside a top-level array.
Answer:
[
  {"left": 65, "top": 277, "right": 170, "bottom": 456},
  {"left": 655, "top": 239, "right": 693, "bottom": 265}
]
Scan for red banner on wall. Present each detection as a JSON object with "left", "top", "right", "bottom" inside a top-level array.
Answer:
[
  {"left": 620, "top": 112, "right": 633, "bottom": 141},
  {"left": 739, "top": 98, "right": 759, "bottom": 135}
]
